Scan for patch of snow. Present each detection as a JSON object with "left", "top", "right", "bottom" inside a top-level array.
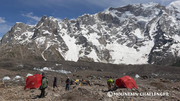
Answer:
[
  {"left": 135, "top": 74, "right": 140, "bottom": 78},
  {"left": 13, "top": 75, "right": 23, "bottom": 81},
  {"left": 169, "top": 35, "right": 180, "bottom": 56},
  {"left": 13, "top": 75, "right": 21, "bottom": 79},
  {"left": 87, "top": 49, "right": 100, "bottom": 62},
  {"left": 55, "top": 70, "right": 71, "bottom": 74},
  {"left": 142, "top": 2, "right": 158, "bottom": 9},
  {"left": 149, "top": 17, "right": 160, "bottom": 38},
  {"left": 49, "top": 16, "right": 61, "bottom": 22},
  {"left": 56, "top": 64, "right": 62, "bottom": 66},
  {"left": 132, "top": 29, "right": 144, "bottom": 39},
  {"left": 85, "top": 32, "right": 101, "bottom": 46},
  {"left": 3, "top": 76, "right": 11, "bottom": 81},
  {"left": 41, "top": 40, "right": 55, "bottom": 61},
  {"left": 36, "top": 22, "right": 44, "bottom": 29},
  {"left": 172, "top": 35, "right": 180, "bottom": 42},
  {"left": 26, "top": 73, "right": 33, "bottom": 77},
  {"left": 42, "top": 67, "right": 49, "bottom": 71},
  {"left": 35, "top": 37, "right": 46, "bottom": 48},
  {"left": 14, "top": 27, "right": 22, "bottom": 33},
  {"left": 42, "top": 30, "right": 52, "bottom": 36},
  {"left": 34, "top": 67, "right": 71, "bottom": 74},
  {"left": 17, "top": 64, "right": 24, "bottom": 67},
  {"left": 106, "top": 40, "right": 153, "bottom": 64},
  {"left": 41, "top": 52, "right": 47, "bottom": 61},
  {"left": 60, "top": 33, "right": 80, "bottom": 61},
  {"left": 152, "top": 73, "right": 158, "bottom": 76}
]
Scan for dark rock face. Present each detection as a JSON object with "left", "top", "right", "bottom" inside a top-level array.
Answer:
[
  {"left": 148, "top": 13, "right": 179, "bottom": 65},
  {"left": 43, "top": 46, "right": 64, "bottom": 61},
  {"left": 77, "top": 56, "right": 94, "bottom": 62},
  {"left": 75, "top": 36, "right": 87, "bottom": 45},
  {"left": 0, "top": 2, "right": 180, "bottom": 65},
  {"left": 98, "top": 12, "right": 120, "bottom": 25}
]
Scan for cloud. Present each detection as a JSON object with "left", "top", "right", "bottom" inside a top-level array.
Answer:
[
  {"left": 19, "top": 0, "right": 74, "bottom": 9},
  {"left": 0, "top": 17, "right": 6, "bottom": 24},
  {"left": 0, "top": 24, "right": 12, "bottom": 37},
  {"left": 0, "top": 17, "right": 12, "bottom": 37},
  {"left": 22, "top": 12, "right": 41, "bottom": 21}
]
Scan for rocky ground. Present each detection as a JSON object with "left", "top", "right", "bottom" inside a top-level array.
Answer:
[{"left": 0, "top": 59, "right": 180, "bottom": 101}]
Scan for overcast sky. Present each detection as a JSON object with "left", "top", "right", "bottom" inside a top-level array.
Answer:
[{"left": 0, "top": 0, "right": 177, "bottom": 37}]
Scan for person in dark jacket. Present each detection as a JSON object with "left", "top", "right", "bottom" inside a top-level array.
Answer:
[
  {"left": 65, "top": 77, "right": 70, "bottom": 91},
  {"left": 39, "top": 73, "right": 48, "bottom": 98},
  {"left": 53, "top": 77, "right": 57, "bottom": 89}
]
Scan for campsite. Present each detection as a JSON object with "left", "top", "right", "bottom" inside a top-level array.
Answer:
[
  {"left": 0, "top": 59, "right": 180, "bottom": 101},
  {"left": 1, "top": 0, "right": 180, "bottom": 100}
]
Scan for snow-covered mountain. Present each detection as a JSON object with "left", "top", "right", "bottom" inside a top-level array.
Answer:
[
  {"left": 167, "top": 0, "right": 180, "bottom": 20},
  {"left": 1, "top": 2, "right": 180, "bottom": 65}
]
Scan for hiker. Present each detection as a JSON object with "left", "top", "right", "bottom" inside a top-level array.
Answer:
[
  {"left": 65, "top": 77, "right": 70, "bottom": 91},
  {"left": 107, "top": 79, "right": 114, "bottom": 91},
  {"left": 53, "top": 77, "right": 57, "bottom": 89},
  {"left": 39, "top": 73, "right": 48, "bottom": 98}
]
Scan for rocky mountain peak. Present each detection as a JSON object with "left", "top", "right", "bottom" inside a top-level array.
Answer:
[
  {"left": 0, "top": 2, "right": 180, "bottom": 65},
  {"left": 32, "top": 15, "right": 60, "bottom": 39},
  {"left": 36, "top": 15, "right": 58, "bottom": 28},
  {"left": 106, "top": 2, "right": 166, "bottom": 18},
  {"left": 40, "top": 15, "right": 47, "bottom": 21},
  {"left": 167, "top": 0, "right": 180, "bottom": 20},
  {"left": 167, "top": 0, "right": 180, "bottom": 10}
]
